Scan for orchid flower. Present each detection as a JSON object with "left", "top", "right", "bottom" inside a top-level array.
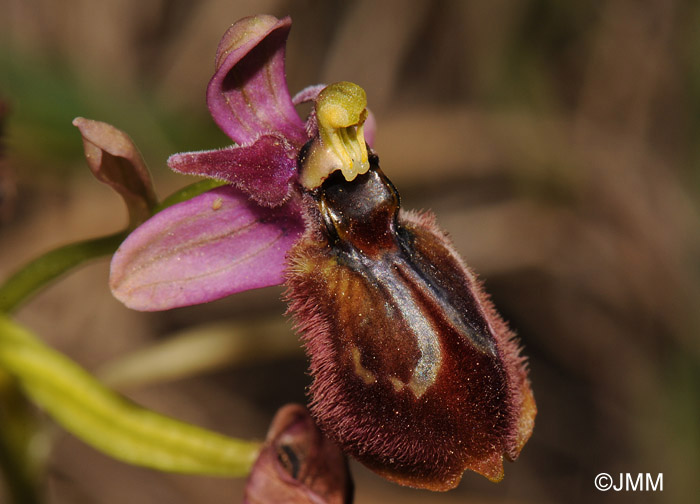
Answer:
[
  {"left": 244, "top": 404, "right": 352, "bottom": 504},
  {"left": 110, "top": 14, "right": 535, "bottom": 491}
]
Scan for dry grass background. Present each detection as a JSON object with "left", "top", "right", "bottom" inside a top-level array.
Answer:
[{"left": 1, "top": 0, "right": 700, "bottom": 503}]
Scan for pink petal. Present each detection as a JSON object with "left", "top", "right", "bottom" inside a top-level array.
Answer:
[
  {"left": 110, "top": 186, "right": 305, "bottom": 311},
  {"left": 363, "top": 109, "right": 377, "bottom": 149},
  {"left": 208, "top": 15, "right": 306, "bottom": 146},
  {"left": 168, "top": 134, "right": 298, "bottom": 208}
]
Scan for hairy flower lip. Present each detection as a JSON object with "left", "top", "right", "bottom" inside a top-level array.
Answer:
[{"left": 285, "top": 158, "right": 536, "bottom": 490}]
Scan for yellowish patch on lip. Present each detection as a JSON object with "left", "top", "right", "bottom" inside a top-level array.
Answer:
[{"left": 351, "top": 346, "right": 376, "bottom": 385}]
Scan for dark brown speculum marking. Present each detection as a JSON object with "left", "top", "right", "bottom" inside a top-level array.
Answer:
[
  {"left": 286, "top": 155, "right": 534, "bottom": 490},
  {"left": 316, "top": 163, "right": 400, "bottom": 255}
]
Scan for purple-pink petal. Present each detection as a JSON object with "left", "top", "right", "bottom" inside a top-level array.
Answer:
[
  {"left": 168, "top": 134, "right": 298, "bottom": 207},
  {"left": 110, "top": 186, "right": 305, "bottom": 311},
  {"left": 363, "top": 109, "right": 376, "bottom": 149},
  {"left": 208, "top": 15, "right": 306, "bottom": 147}
]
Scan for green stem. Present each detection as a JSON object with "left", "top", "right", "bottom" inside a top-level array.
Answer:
[
  {"left": 0, "top": 371, "right": 42, "bottom": 504},
  {"left": 0, "top": 316, "right": 261, "bottom": 477},
  {"left": 0, "top": 231, "right": 128, "bottom": 314}
]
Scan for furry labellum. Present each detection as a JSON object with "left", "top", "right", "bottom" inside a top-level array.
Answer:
[
  {"left": 285, "top": 154, "right": 536, "bottom": 491},
  {"left": 104, "top": 13, "right": 534, "bottom": 492}
]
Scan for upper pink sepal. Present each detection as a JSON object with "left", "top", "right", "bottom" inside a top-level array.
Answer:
[{"left": 207, "top": 15, "right": 306, "bottom": 147}]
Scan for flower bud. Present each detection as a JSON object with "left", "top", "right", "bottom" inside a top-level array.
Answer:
[
  {"left": 244, "top": 404, "right": 353, "bottom": 503},
  {"left": 73, "top": 117, "right": 157, "bottom": 226}
]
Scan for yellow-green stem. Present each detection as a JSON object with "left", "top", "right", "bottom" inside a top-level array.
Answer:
[{"left": 0, "top": 316, "right": 261, "bottom": 476}]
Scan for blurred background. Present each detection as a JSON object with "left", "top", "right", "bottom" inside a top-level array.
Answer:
[{"left": 1, "top": 0, "right": 700, "bottom": 503}]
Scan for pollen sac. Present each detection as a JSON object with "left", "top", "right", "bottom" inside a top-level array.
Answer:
[{"left": 285, "top": 154, "right": 535, "bottom": 491}]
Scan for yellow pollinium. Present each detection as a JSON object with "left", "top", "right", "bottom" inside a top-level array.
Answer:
[{"left": 300, "top": 82, "right": 370, "bottom": 189}]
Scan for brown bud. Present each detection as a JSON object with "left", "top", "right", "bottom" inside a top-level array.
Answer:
[
  {"left": 244, "top": 404, "right": 353, "bottom": 504},
  {"left": 285, "top": 156, "right": 535, "bottom": 491},
  {"left": 73, "top": 117, "right": 157, "bottom": 226}
]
